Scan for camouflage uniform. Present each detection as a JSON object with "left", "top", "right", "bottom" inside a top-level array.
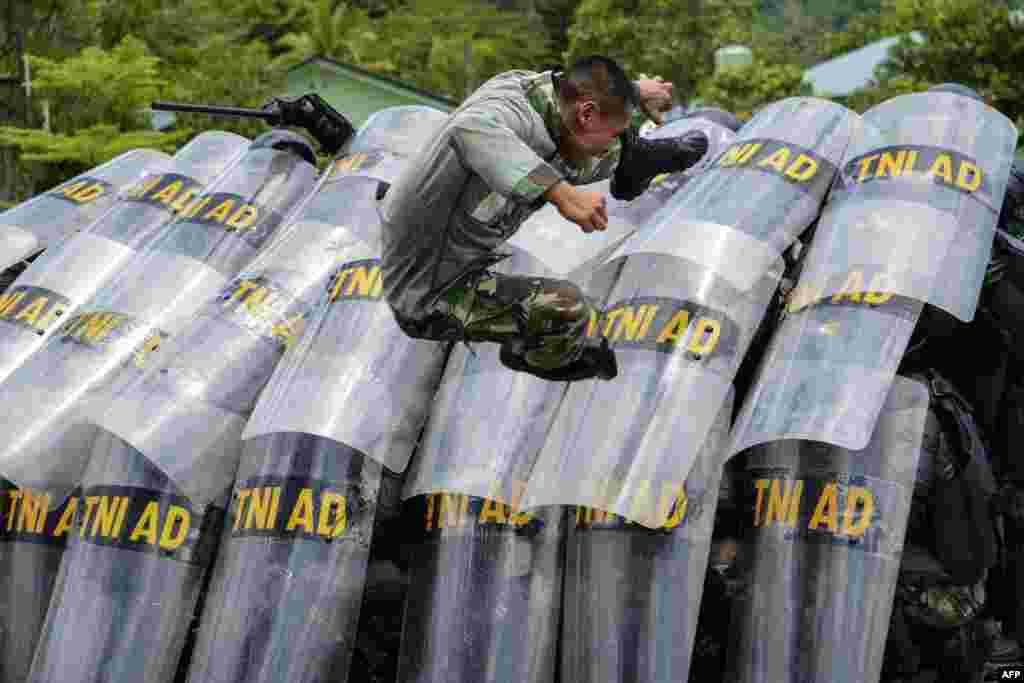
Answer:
[{"left": 379, "top": 70, "right": 623, "bottom": 372}]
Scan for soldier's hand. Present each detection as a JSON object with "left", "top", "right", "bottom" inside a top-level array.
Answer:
[
  {"left": 545, "top": 181, "right": 608, "bottom": 233},
  {"left": 634, "top": 78, "right": 674, "bottom": 125}
]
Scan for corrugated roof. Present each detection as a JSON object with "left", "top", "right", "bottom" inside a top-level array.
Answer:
[{"left": 803, "top": 33, "right": 923, "bottom": 97}]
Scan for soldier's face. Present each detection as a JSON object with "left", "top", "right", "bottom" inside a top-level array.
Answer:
[{"left": 572, "top": 102, "right": 629, "bottom": 157}]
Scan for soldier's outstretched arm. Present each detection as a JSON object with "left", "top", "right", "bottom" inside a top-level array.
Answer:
[{"left": 611, "top": 127, "right": 709, "bottom": 201}]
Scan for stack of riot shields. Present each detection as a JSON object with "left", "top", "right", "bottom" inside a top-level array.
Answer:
[
  {"left": 517, "top": 97, "right": 855, "bottom": 683},
  {"left": 0, "top": 148, "right": 170, "bottom": 275},
  {"left": 0, "top": 132, "right": 251, "bottom": 385},
  {"left": 0, "top": 131, "right": 250, "bottom": 683},
  {"left": 394, "top": 113, "right": 742, "bottom": 683},
  {"left": 1, "top": 131, "right": 319, "bottom": 683},
  {"left": 166, "top": 106, "right": 451, "bottom": 683},
  {"left": 725, "top": 92, "right": 1019, "bottom": 682}
]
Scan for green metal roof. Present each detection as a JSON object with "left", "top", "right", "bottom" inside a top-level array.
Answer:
[{"left": 286, "top": 56, "right": 458, "bottom": 127}]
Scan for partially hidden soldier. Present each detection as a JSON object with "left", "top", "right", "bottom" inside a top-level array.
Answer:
[
  {"left": 880, "top": 97, "right": 1024, "bottom": 680},
  {"left": 378, "top": 56, "right": 710, "bottom": 382}
]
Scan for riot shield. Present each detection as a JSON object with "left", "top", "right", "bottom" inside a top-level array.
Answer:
[
  {"left": 725, "top": 375, "right": 928, "bottom": 683},
  {"left": 7, "top": 134, "right": 317, "bottom": 683},
  {"left": 241, "top": 222, "right": 447, "bottom": 473},
  {"left": 559, "top": 391, "right": 731, "bottom": 683},
  {"left": 0, "top": 131, "right": 250, "bottom": 385},
  {"left": 520, "top": 98, "right": 856, "bottom": 527},
  {"left": 0, "top": 479, "right": 79, "bottom": 683},
  {"left": 0, "top": 132, "right": 317, "bottom": 509},
  {"left": 26, "top": 430, "right": 226, "bottom": 683},
  {"left": 168, "top": 107, "right": 449, "bottom": 683},
  {"left": 184, "top": 434, "right": 380, "bottom": 683},
  {"left": 396, "top": 498, "right": 566, "bottom": 683},
  {"left": 0, "top": 149, "right": 169, "bottom": 272},
  {"left": 505, "top": 116, "right": 737, "bottom": 278},
  {"left": 0, "top": 132, "right": 250, "bottom": 683},
  {"left": 729, "top": 92, "right": 1018, "bottom": 456},
  {"left": 797, "top": 92, "right": 1018, "bottom": 323}
]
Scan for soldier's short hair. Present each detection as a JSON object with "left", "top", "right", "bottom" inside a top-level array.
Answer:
[{"left": 558, "top": 56, "right": 638, "bottom": 121}]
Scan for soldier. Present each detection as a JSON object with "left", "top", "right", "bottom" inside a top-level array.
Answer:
[{"left": 379, "top": 55, "right": 710, "bottom": 382}]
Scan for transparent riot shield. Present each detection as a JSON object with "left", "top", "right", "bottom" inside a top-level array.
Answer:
[
  {"left": 729, "top": 93, "right": 1017, "bottom": 456},
  {"left": 611, "top": 97, "right": 857, "bottom": 292},
  {"left": 560, "top": 391, "right": 731, "bottom": 683},
  {"left": 241, "top": 229, "right": 446, "bottom": 474},
  {"left": 6, "top": 135, "right": 317, "bottom": 683},
  {"left": 184, "top": 434, "right": 380, "bottom": 683},
  {"left": 725, "top": 375, "right": 928, "bottom": 683},
  {"left": 0, "top": 133, "right": 317, "bottom": 511},
  {"left": 26, "top": 430, "right": 226, "bottom": 683},
  {"left": 505, "top": 117, "right": 737, "bottom": 277},
  {"left": 517, "top": 99, "right": 855, "bottom": 526},
  {"left": 0, "top": 479, "right": 79, "bottom": 683},
  {"left": 396, "top": 499, "right": 565, "bottom": 683},
  {"left": 0, "top": 131, "right": 250, "bottom": 385},
  {"left": 170, "top": 107, "right": 449, "bottom": 683},
  {"left": 0, "top": 149, "right": 169, "bottom": 272},
  {"left": 0, "top": 132, "right": 251, "bottom": 683},
  {"left": 730, "top": 294, "right": 923, "bottom": 454},
  {"left": 797, "top": 92, "right": 1018, "bottom": 324}
]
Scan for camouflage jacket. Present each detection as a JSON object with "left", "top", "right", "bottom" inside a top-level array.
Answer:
[{"left": 379, "top": 70, "right": 622, "bottom": 321}]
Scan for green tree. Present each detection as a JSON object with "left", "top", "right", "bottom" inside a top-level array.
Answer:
[
  {"left": 359, "top": 0, "right": 557, "bottom": 99},
  {"left": 699, "top": 59, "right": 810, "bottom": 120},
  {"left": 0, "top": 37, "right": 190, "bottom": 168},
  {"left": 271, "top": 0, "right": 372, "bottom": 69},
  {"left": 883, "top": 0, "right": 1024, "bottom": 123},
  {"left": 565, "top": 0, "right": 756, "bottom": 103}
]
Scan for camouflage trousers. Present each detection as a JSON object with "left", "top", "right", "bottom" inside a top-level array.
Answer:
[{"left": 393, "top": 271, "right": 593, "bottom": 371}]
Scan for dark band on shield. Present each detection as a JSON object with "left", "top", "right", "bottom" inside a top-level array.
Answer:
[
  {"left": 57, "top": 310, "right": 168, "bottom": 366},
  {"left": 326, "top": 258, "right": 384, "bottom": 303},
  {"left": 74, "top": 484, "right": 223, "bottom": 566},
  {"left": 405, "top": 493, "right": 546, "bottom": 539},
  {"left": 228, "top": 475, "right": 366, "bottom": 543},
  {"left": 328, "top": 150, "right": 388, "bottom": 179},
  {"left": 707, "top": 137, "right": 838, "bottom": 197},
  {"left": 0, "top": 286, "right": 72, "bottom": 335},
  {"left": 214, "top": 275, "right": 310, "bottom": 351},
  {"left": 838, "top": 144, "right": 991, "bottom": 199},
  {"left": 745, "top": 467, "right": 909, "bottom": 559},
  {"left": 587, "top": 295, "right": 740, "bottom": 359},
  {"left": 122, "top": 172, "right": 205, "bottom": 215},
  {"left": 0, "top": 481, "right": 80, "bottom": 548},
  {"left": 178, "top": 191, "right": 282, "bottom": 251},
  {"left": 47, "top": 176, "right": 115, "bottom": 206}
]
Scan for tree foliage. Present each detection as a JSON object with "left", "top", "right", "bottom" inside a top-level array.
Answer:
[
  {"left": 3, "top": 0, "right": 1024, "bottom": 204},
  {"left": 884, "top": 0, "right": 1024, "bottom": 123},
  {"left": 356, "top": 0, "right": 557, "bottom": 98},
  {"left": 700, "top": 60, "right": 811, "bottom": 121},
  {"left": 0, "top": 36, "right": 189, "bottom": 171},
  {"left": 566, "top": 0, "right": 756, "bottom": 101}
]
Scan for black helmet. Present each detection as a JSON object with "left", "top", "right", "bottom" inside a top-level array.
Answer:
[
  {"left": 999, "top": 160, "right": 1024, "bottom": 236},
  {"left": 251, "top": 129, "right": 317, "bottom": 166},
  {"left": 683, "top": 107, "right": 743, "bottom": 133},
  {"left": 928, "top": 83, "right": 983, "bottom": 102}
]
